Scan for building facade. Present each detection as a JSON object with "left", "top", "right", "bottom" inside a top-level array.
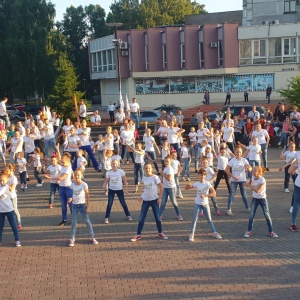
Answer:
[{"left": 88, "top": 1, "right": 300, "bottom": 108}]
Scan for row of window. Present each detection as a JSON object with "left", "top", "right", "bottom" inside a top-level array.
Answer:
[
  {"left": 284, "top": 0, "right": 296, "bottom": 13},
  {"left": 91, "top": 49, "right": 115, "bottom": 73}
]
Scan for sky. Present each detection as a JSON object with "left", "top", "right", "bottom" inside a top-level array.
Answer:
[{"left": 52, "top": 0, "right": 243, "bottom": 21}]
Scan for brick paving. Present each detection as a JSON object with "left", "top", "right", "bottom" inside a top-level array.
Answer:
[{"left": 1, "top": 148, "right": 300, "bottom": 299}]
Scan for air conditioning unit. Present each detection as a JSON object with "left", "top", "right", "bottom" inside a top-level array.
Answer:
[
  {"left": 210, "top": 42, "right": 218, "bottom": 48},
  {"left": 121, "top": 50, "right": 129, "bottom": 56},
  {"left": 272, "top": 20, "right": 280, "bottom": 25},
  {"left": 119, "top": 41, "right": 128, "bottom": 49},
  {"left": 261, "top": 20, "right": 269, "bottom": 25}
]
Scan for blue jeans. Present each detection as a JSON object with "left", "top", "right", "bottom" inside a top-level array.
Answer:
[
  {"left": 68, "top": 151, "right": 77, "bottom": 164},
  {"left": 292, "top": 185, "right": 300, "bottom": 224},
  {"left": 70, "top": 203, "right": 94, "bottom": 239},
  {"left": 248, "top": 159, "right": 260, "bottom": 179},
  {"left": 181, "top": 157, "right": 190, "bottom": 178},
  {"left": 248, "top": 198, "right": 273, "bottom": 232},
  {"left": 284, "top": 166, "right": 297, "bottom": 189},
  {"left": 49, "top": 183, "right": 59, "bottom": 204},
  {"left": 136, "top": 199, "right": 162, "bottom": 235},
  {"left": 279, "top": 132, "right": 289, "bottom": 148},
  {"left": 34, "top": 167, "right": 42, "bottom": 184},
  {"left": 59, "top": 186, "right": 73, "bottom": 221},
  {"left": 191, "top": 203, "right": 216, "bottom": 234},
  {"left": 98, "top": 150, "right": 104, "bottom": 170},
  {"left": 105, "top": 189, "right": 131, "bottom": 218},
  {"left": 0, "top": 210, "right": 20, "bottom": 242},
  {"left": 145, "top": 151, "right": 159, "bottom": 173},
  {"left": 174, "top": 174, "right": 181, "bottom": 195},
  {"left": 44, "top": 138, "right": 58, "bottom": 158},
  {"left": 159, "top": 187, "right": 181, "bottom": 217},
  {"left": 75, "top": 145, "right": 99, "bottom": 171},
  {"left": 130, "top": 112, "right": 140, "bottom": 129},
  {"left": 260, "top": 143, "right": 268, "bottom": 168},
  {"left": 19, "top": 171, "right": 27, "bottom": 185},
  {"left": 227, "top": 181, "right": 249, "bottom": 210},
  {"left": 134, "top": 163, "right": 144, "bottom": 185}
]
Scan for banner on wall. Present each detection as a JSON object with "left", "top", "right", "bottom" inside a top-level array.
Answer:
[
  {"left": 135, "top": 79, "right": 144, "bottom": 94},
  {"left": 196, "top": 76, "right": 223, "bottom": 93},
  {"left": 169, "top": 77, "right": 196, "bottom": 93},
  {"left": 144, "top": 78, "right": 169, "bottom": 94},
  {"left": 224, "top": 75, "right": 252, "bottom": 91},
  {"left": 253, "top": 74, "right": 274, "bottom": 91}
]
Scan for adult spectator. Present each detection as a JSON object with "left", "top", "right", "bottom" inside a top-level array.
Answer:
[
  {"left": 224, "top": 87, "right": 231, "bottom": 105},
  {"left": 243, "top": 117, "right": 254, "bottom": 145},
  {"left": 248, "top": 105, "right": 260, "bottom": 122},
  {"left": 278, "top": 116, "right": 297, "bottom": 149},
  {"left": 195, "top": 108, "right": 203, "bottom": 123},
  {"left": 107, "top": 101, "right": 115, "bottom": 123},
  {"left": 273, "top": 104, "right": 288, "bottom": 127},
  {"left": 78, "top": 99, "right": 86, "bottom": 120},
  {"left": 160, "top": 110, "right": 167, "bottom": 121},
  {"left": 90, "top": 110, "right": 101, "bottom": 125},
  {"left": 6, "top": 131, "right": 23, "bottom": 163},
  {"left": 216, "top": 109, "right": 224, "bottom": 122},
  {"left": 120, "top": 122, "right": 135, "bottom": 163},
  {"left": 244, "top": 86, "right": 249, "bottom": 102},
  {"left": 129, "top": 98, "right": 140, "bottom": 129},
  {"left": 290, "top": 106, "right": 300, "bottom": 127},
  {"left": 266, "top": 84, "right": 272, "bottom": 104},
  {"left": 115, "top": 108, "right": 125, "bottom": 124},
  {"left": 165, "top": 120, "right": 185, "bottom": 161},
  {"left": 203, "top": 91, "right": 210, "bottom": 105},
  {"left": 212, "top": 118, "right": 221, "bottom": 131},
  {"left": 0, "top": 97, "right": 8, "bottom": 125},
  {"left": 264, "top": 107, "right": 273, "bottom": 122},
  {"left": 40, "top": 118, "right": 59, "bottom": 158},
  {"left": 238, "top": 107, "right": 247, "bottom": 124}
]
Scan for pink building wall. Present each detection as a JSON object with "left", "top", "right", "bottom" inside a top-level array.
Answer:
[
  {"left": 116, "top": 31, "right": 130, "bottom": 78},
  {"left": 130, "top": 30, "right": 146, "bottom": 72},
  {"left": 185, "top": 26, "right": 200, "bottom": 70},
  {"left": 203, "top": 24, "right": 218, "bottom": 69},
  {"left": 165, "top": 27, "right": 181, "bottom": 71},
  {"left": 147, "top": 28, "right": 164, "bottom": 72},
  {"left": 223, "top": 23, "right": 239, "bottom": 68}
]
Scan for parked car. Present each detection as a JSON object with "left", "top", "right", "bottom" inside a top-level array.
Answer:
[
  {"left": 139, "top": 110, "right": 161, "bottom": 123},
  {"left": 91, "top": 95, "right": 101, "bottom": 104},
  {"left": 13, "top": 106, "right": 40, "bottom": 122},
  {"left": 6, "top": 105, "right": 20, "bottom": 119},
  {"left": 154, "top": 105, "right": 182, "bottom": 114},
  {"left": 207, "top": 105, "right": 265, "bottom": 122}
]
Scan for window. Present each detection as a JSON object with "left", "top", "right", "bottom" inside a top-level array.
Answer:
[
  {"left": 239, "top": 40, "right": 251, "bottom": 65},
  {"left": 91, "top": 50, "right": 116, "bottom": 73},
  {"left": 162, "top": 44, "right": 167, "bottom": 69},
  {"left": 199, "top": 42, "right": 204, "bottom": 68},
  {"left": 181, "top": 44, "right": 185, "bottom": 69},
  {"left": 283, "top": 38, "right": 297, "bottom": 62},
  {"left": 92, "top": 53, "right": 97, "bottom": 72},
  {"left": 218, "top": 41, "right": 223, "bottom": 66},
  {"left": 253, "top": 40, "right": 266, "bottom": 64},
  {"left": 284, "top": 1, "right": 296, "bottom": 13},
  {"left": 268, "top": 38, "right": 282, "bottom": 63}
]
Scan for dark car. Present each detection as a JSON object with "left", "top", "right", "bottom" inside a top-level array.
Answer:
[
  {"left": 154, "top": 105, "right": 182, "bottom": 114},
  {"left": 13, "top": 106, "right": 40, "bottom": 122},
  {"left": 207, "top": 105, "right": 265, "bottom": 122}
]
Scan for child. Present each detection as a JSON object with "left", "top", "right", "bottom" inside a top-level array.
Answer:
[
  {"left": 76, "top": 149, "right": 87, "bottom": 178},
  {"left": 17, "top": 152, "right": 27, "bottom": 191},
  {"left": 214, "top": 147, "right": 231, "bottom": 194},
  {"left": 220, "top": 142, "right": 235, "bottom": 160},
  {"left": 111, "top": 149, "right": 122, "bottom": 167},
  {"left": 102, "top": 159, "right": 133, "bottom": 224},
  {"left": 113, "top": 129, "right": 120, "bottom": 155},
  {"left": 198, "top": 140, "right": 211, "bottom": 167},
  {"left": 188, "top": 127, "right": 197, "bottom": 157},
  {"left": 176, "top": 110, "right": 184, "bottom": 128},
  {"left": 68, "top": 170, "right": 98, "bottom": 247},
  {"left": 130, "top": 163, "right": 168, "bottom": 242},
  {"left": 185, "top": 169, "right": 222, "bottom": 242},
  {"left": 214, "top": 129, "right": 221, "bottom": 155},
  {"left": 159, "top": 156, "right": 183, "bottom": 221},
  {"left": 181, "top": 142, "right": 191, "bottom": 181},
  {"left": 204, "top": 146, "right": 214, "bottom": 168},
  {"left": 222, "top": 122, "right": 234, "bottom": 153},
  {"left": 0, "top": 171, "right": 21, "bottom": 247},
  {"left": 0, "top": 130, "right": 6, "bottom": 165},
  {"left": 45, "top": 154, "right": 62, "bottom": 208},
  {"left": 31, "top": 147, "right": 43, "bottom": 187},
  {"left": 244, "top": 167, "right": 278, "bottom": 238},
  {"left": 287, "top": 123, "right": 295, "bottom": 145},
  {"left": 6, "top": 164, "right": 22, "bottom": 229},
  {"left": 171, "top": 149, "right": 183, "bottom": 199},
  {"left": 102, "top": 149, "right": 113, "bottom": 187},
  {"left": 207, "top": 127, "right": 215, "bottom": 156},
  {"left": 87, "top": 136, "right": 95, "bottom": 167},
  {"left": 161, "top": 140, "right": 170, "bottom": 170},
  {"left": 93, "top": 134, "right": 104, "bottom": 169}
]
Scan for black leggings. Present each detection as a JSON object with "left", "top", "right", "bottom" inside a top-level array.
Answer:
[
  {"left": 214, "top": 170, "right": 231, "bottom": 194},
  {"left": 121, "top": 145, "right": 135, "bottom": 163}
]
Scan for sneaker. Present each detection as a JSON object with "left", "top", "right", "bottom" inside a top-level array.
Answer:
[
  {"left": 289, "top": 206, "right": 293, "bottom": 213},
  {"left": 277, "top": 142, "right": 281, "bottom": 146},
  {"left": 49, "top": 204, "right": 53, "bottom": 209},
  {"left": 269, "top": 231, "right": 278, "bottom": 238},
  {"left": 158, "top": 232, "right": 168, "bottom": 240},
  {"left": 36, "top": 183, "right": 43, "bottom": 187},
  {"left": 182, "top": 177, "right": 186, "bottom": 181},
  {"left": 244, "top": 231, "right": 252, "bottom": 238},
  {"left": 227, "top": 209, "right": 233, "bottom": 216},
  {"left": 215, "top": 210, "right": 222, "bottom": 216},
  {"left": 17, "top": 224, "right": 23, "bottom": 230},
  {"left": 69, "top": 239, "right": 75, "bottom": 247},
  {"left": 104, "top": 218, "right": 109, "bottom": 224},
  {"left": 177, "top": 214, "right": 184, "bottom": 221},
  {"left": 199, "top": 212, "right": 204, "bottom": 218},
  {"left": 126, "top": 161, "right": 129, "bottom": 164},
  {"left": 290, "top": 224, "right": 298, "bottom": 232},
  {"left": 189, "top": 234, "right": 194, "bottom": 242},
  {"left": 186, "top": 178, "right": 191, "bottom": 182},
  {"left": 284, "top": 188, "right": 290, "bottom": 193},
  {"left": 246, "top": 207, "right": 251, "bottom": 213},
  {"left": 127, "top": 216, "right": 133, "bottom": 221},
  {"left": 91, "top": 238, "right": 99, "bottom": 245},
  {"left": 178, "top": 192, "right": 183, "bottom": 199},
  {"left": 130, "top": 235, "right": 142, "bottom": 242},
  {"left": 212, "top": 232, "right": 222, "bottom": 239},
  {"left": 15, "top": 241, "right": 21, "bottom": 247},
  {"left": 58, "top": 220, "right": 67, "bottom": 226}
]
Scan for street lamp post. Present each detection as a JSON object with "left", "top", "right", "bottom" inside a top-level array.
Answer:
[{"left": 105, "top": 22, "right": 123, "bottom": 106}]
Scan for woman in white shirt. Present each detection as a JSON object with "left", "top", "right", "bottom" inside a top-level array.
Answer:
[
  {"left": 7, "top": 131, "right": 23, "bottom": 163},
  {"left": 120, "top": 122, "right": 135, "bottom": 163},
  {"left": 195, "top": 121, "right": 210, "bottom": 172},
  {"left": 222, "top": 122, "right": 234, "bottom": 153},
  {"left": 165, "top": 120, "right": 185, "bottom": 161},
  {"left": 66, "top": 127, "right": 81, "bottom": 163},
  {"left": 225, "top": 145, "right": 252, "bottom": 215}
]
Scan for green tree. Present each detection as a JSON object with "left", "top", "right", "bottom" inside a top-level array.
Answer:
[
  {"left": 85, "top": 4, "right": 108, "bottom": 38},
  {"left": 279, "top": 73, "right": 300, "bottom": 107}
]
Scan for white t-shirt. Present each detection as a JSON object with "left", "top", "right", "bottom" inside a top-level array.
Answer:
[
  {"left": 217, "top": 155, "right": 228, "bottom": 170},
  {"left": 196, "top": 128, "right": 209, "bottom": 144},
  {"left": 141, "top": 175, "right": 161, "bottom": 201},
  {"left": 252, "top": 129, "right": 268, "bottom": 145},
  {"left": 17, "top": 158, "right": 27, "bottom": 173},
  {"left": 130, "top": 102, "right": 140, "bottom": 113},
  {"left": 107, "top": 169, "right": 125, "bottom": 190},
  {"left": 47, "top": 165, "right": 62, "bottom": 184},
  {"left": 228, "top": 157, "right": 249, "bottom": 182},
  {"left": 71, "top": 182, "right": 88, "bottom": 204},
  {"left": 192, "top": 181, "right": 212, "bottom": 205},
  {"left": 171, "top": 159, "right": 180, "bottom": 175},
  {"left": 44, "top": 123, "right": 55, "bottom": 140},
  {"left": 115, "top": 112, "right": 125, "bottom": 123},
  {"left": 63, "top": 125, "right": 73, "bottom": 136},
  {"left": 77, "top": 157, "right": 87, "bottom": 171},
  {"left": 7, "top": 176, "right": 18, "bottom": 199},
  {"left": 223, "top": 127, "right": 234, "bottom": 142},
  {"left": 32, "top": 125, "right": 41, "bottom": 140},
  {"left": 161, "top": 148, "right": 169, "bottom": 160},
  {"left": 284, "top": 151, "right": 297, "bottom": 164},
  {"left": 157, "top": 126, "right": 168, "bottom": 139},
  {"left": 144, "top": 136, "right": 155, "bottom": 152},
  {"left": 59, "top": 166, "right": 72, "bottom": 187},
  {"left": 33, "top": 154, "right": 42, "bottom": 168},
  {"left": 206, "top": 152, "right": 214, "bottom": 167},
  {"left": 120, "top": 130, "right": 134, "bottom": 145},
  {"left": 135, "top": 150, "right": 145, "bottom": 164},
  {"left": 23, "top": 135, "right": 35, "bottom": 153},
  {"left": 79, "top": 104, "right": 87, "bottom": 117},
  {"left": 103, "top": 157, "right": 112, "bottom": 171},
  {"left": 11, "top": 137, "right": 23, "bottom": 153},
  {"left": 188, "top": 132, "right": 197, "bottom": 142},
  {"left": 107, "top": 104, "right": 115, "bottom": 112},
  {"left": 77, "top": 128, "right": 91, "bottom": 146},
  {"left": 290, "top": 111, "right": 300, "bottom": 120},
  {"left": 0, "top": 101, "right": 6, "bottom": 116},
  {"left": 205, "top": 167, "right": 215, "bottom": 181},
  {"left": 163, "top": 166, "right": 175, "bottom": 188},
  {"left": 67, "top": 135, "right": 81, "bottom": 152},
  {"left": 222, "top": 119, "right": 234, "bottom": 127},
  {"left": 90, "top": 115, "right": 101, "bottom": 124},
  {"left": 181, "top": 146, "right": 189, "bottom": 159},
  {"left": 247, "top": 144, "right": 261, "bottom": 161},
  {"left": 167, "top": 127, "right": 181, "bottom": 144},
  {"left": 252, "top": 176, "right": 266, "bottom": 199},
  {"left": 105, "top": 133, "right": 114, "bottom": 150},
  {"left": 0, "top": 185, "right": 13, "bottom": 213}
]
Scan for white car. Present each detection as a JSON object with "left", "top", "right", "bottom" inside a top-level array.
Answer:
[{"left": 139, "top": 110, "right": 161, "bottom": 123}]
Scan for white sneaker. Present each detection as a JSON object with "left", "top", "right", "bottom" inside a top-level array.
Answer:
[
  {"left": 277, "top": 142, "right": 281, "bottom": 146},
  {"left": 227, "top": 209, "right": 233, "bottom": 216},
  {"left": 212, "top": 232, "right": 222, "bottom": 239},
  {"left": 290, "top": 206, "right": 293, "bottom": 213},
  {"left": 36, "top": 183, "right": 43, "bottom": 187},
  {"left": 186, "top": 178, "right": 191, "bottom": 182},
  {"left": 69, "top": 239, "right": 75, "bottom": 247},
  {"left": 158, "top": 232, "right": 168, "bottom": 240},
  {"left": 189, "top": 234, "right": 194, "bottom": 242},
  {"left": 91, "top": 238, "right": 98, "bottom": 245},
  {"left": 104, "top": 218, "right": 109, "bottom": 224},
  {"left": 178, "top": 192, "right": 183, "bottom": 199},
  {"left": 246, "top": 208, "right": 251, "bottom": 213},
  {"left": 15, "top": 241, "right": 21, "bottom": 247},
  {"left": 285, "top": 188, "right": 290, "bottom": 193}
]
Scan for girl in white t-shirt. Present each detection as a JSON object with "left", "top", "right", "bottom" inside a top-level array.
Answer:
[
  {"left": 214, "top": 147, "right": 231, "bottom": 194},
  {"left": 185, "top": 168, "right": 222, "bottom": 242},
  {"left": 67, "top": 170, "right": 98, "bottom": 247},
  {"left": 102, "top": 159, "right": 132, "bottom": 224},
  {"left": 225, "top": 145, "right": 252, "bottom": 216},
  {"left": 130, "top": 163, "right": 168, "bottom": 242},
  {"left": 31, "top": 147, "right": 43, "bottom": 187},
  {"left": 188, "top": 127, "right": 197, "bottom": 157},
  {"left": 244, "top": 166, "right": 278, "bottom": 238},
  {"left": 171, "top": 150, "right": 183, "bottom": 199},
  {"left": 214, "top": 129, "right": 221, "bottom": 155},
  {"left": 180, "top": 142, "right": 191, "bottom": 181},
  {"left": 93, "top": 134, "right": 104, "bottom": 169},
  {"left": 222, "top": 122, "right": 234, "bottom": 153},
  {"left": 243, "top": 137, "right": 262, "bottom": 180},
  {"left": 159, "top": 156, "right": 183, "bottom": 221},
  {"left": 16, "top": 152, "right": 27, "bottom": 191},
  {"left": 161, "top": 140, "right": 170, "bottom": 170}
]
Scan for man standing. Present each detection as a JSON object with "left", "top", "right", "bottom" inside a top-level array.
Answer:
[
  {"left": 266, "top": 85, "right": 272, "bottom": 104},
  {"left": 130, "top": 98, "right": 140, "bottom": 129},
  {"left": 0, "top": 96, "right": 8, "bottom": 125},
  {"left": 107, "top": 101, "right": 115, "bottom": 123},
  {"left": 224, "top": 87, "right": 231, "bottom": 105},
  {"left": 78, "top": 99, "right": 86, "bottom": 120}
]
